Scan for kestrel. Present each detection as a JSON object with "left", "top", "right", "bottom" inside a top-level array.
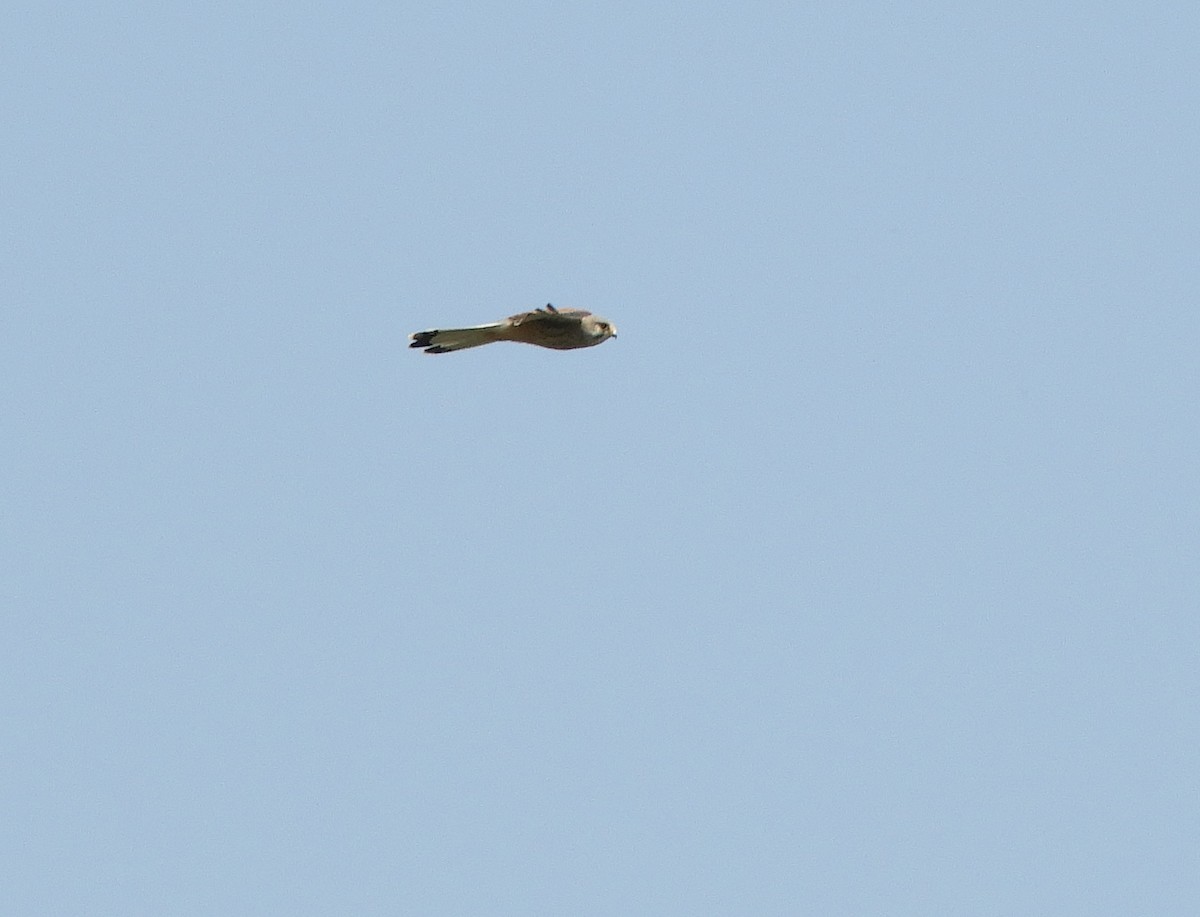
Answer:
[{"left": 409, "top": 304, "right": 617, "bottom": 354}]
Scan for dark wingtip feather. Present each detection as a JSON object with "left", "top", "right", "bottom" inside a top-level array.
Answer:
[{"left": 410, "top": 330, "right": 436, "bottom": 349}]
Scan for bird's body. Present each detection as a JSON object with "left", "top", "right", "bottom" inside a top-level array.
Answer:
[{"left": 409, "top": 304, "right": 616, "bottom": 354}]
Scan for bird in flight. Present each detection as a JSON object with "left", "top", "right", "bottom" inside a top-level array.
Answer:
[{"left": 409, "top": 304, "right": 617, "bottom": 354}]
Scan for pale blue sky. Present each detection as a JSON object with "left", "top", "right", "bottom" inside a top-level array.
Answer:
[{"left": 3, "top": 2, "right": 1198, "bottom": 914}]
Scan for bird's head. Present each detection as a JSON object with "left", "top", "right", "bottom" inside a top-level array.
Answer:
[{"left": 585, "top": 315, "right": 617, "bottom": 343}]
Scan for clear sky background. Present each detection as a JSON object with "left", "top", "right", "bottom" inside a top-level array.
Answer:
[{"left": 3, "top": 2, "right": 1198, "bottom": 914}]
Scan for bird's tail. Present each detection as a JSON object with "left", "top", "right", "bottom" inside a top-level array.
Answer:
[{"left": 409, "top": 323, "right": 503, "bottom": 354}]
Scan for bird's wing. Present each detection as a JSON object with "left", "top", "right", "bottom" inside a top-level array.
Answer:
[{"left": 506, "top": 303, "right": 591, "bottom": 326}]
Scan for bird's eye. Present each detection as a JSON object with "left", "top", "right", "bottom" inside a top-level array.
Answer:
[{"left": 599, "top": 322, "right": 609, "bottom": 331}]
